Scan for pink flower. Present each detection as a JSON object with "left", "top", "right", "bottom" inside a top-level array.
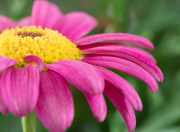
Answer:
[{"left": 0, "top": 0, "right": 163, "bottom": 132}]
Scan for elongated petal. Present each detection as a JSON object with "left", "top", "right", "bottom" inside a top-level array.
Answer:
[
  {"left": 82, "top": 45, "right": 163, "bottom": 82},
  {"left": 97, "top": 67, "right": 142, "bottom": 111},
  {"left": 54, "top": 12, "right": 98, "bottom": 41},
  {"left": 0, "top": 16, "right": 15, "bottom": 33},
  {"left": 0, "top": 55, "right": 18, "bottom": 74},
  {"left": 104, "top": 81, "right": 136, "bottom": 132},
  {"left": 75, "top": 33, "right": 154, "bottom": 50},
  {"left": 32, "top": 0, "right": 63, "bottom": 29},
  {"left": 1, "top": 64, "right": 39, "bottom": 117},
  {"left": 17, "top": 17, "right": 32, "bottom": 28},
  {"left": 85, "top": 94, "right": 107, "bottom": 122},
  {"left": 120, "top": 45, "right": 156, "bottom": 63},
  {"left": 36, "top": 70, "right": 74, "bottom": 132},
  {"left": 82, "top": 56, "right": 158, "bottom": 94},
  {"left": 0, "top": 85, "right": 9, "bottom": 115},
  {"left": 23, "top": 55, "right": 44, "bottom": 72},
  {"left": 80, "top": 43, "right": 156, "bottom": 63},
  {"left": 45, "top": 60, "right": 104, "bottom": 95}
]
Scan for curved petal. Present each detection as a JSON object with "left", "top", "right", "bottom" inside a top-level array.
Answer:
[
  {"left": 23, "top": 55, "right": 44, "bottom": 72},
  {"left": 0, "top": 16, "right": 16, "bottom": 33},
  {"left": 97, "top": 67, "right": 142, "bottom": 111},
  {"left": 85, "top": 93, "right": 107, "bottom": 122},
  {"left": 32, "top": 0, "right": 63, "bottom": 29},
  {"left": 75, "top": 33, "right": 154, "bottom": 50},
  {"left": 54, "top": 12, "right": 98, "bottom": 41},
  {"left": 0, "top": 55, "right": 18, "bottom": 74},
  {"left": 0, "top": 85, "right": 9, "bottom": 115},
  {"left": 17, "top": 17, "right": 32, "bottom": 28},
  {"left": 1, "top": 64, "right": 39, "bottom": 117},
  {"left": 82, "top": 55, "right": 158, "bottom": 94},
  {"left": 36, "top": 70, "right": 74, "bottom": 132},
  {"left": 104, "top": 81, "right": 136, "bottom": 132},
  {"left": 79, "top": 43, "right": 157, "bottom": 63},
  {"left": 82, "top": 45, "right": 163, "bottom": 82},
  {"left": 45, "top": 60, "right": 104, "bottom": 95},
  {"left": 119, "top": 45, "right": 156, "bottom": 63}
]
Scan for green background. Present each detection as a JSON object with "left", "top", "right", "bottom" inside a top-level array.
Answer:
[{"left": 0, "top": 0, "right": 180, "bottom": 132}]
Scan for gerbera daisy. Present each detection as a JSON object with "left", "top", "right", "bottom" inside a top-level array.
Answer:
[{"left": 0, "top": 0, "right": 163, "bottom": 132}]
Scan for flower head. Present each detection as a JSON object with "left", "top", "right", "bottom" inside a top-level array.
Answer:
[
  {"left": 0, "top": 0, "right": 163, "bottom": 132},
  {"left": 0, "top": 26, "right": 81, "bottom": 67}
]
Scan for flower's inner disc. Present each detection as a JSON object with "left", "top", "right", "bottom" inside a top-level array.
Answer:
[
  {"left": 0, "top": 26, "right": 81, "bottom": 67},
  {"left": 17, "top": 32, "right": 43, "bottom": 38}
]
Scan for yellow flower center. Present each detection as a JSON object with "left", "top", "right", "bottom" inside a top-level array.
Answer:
[{"left": 0, "top": 26, "right": 81, "bottom": 67}]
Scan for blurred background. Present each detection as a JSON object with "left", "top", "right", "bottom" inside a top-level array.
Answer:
[{"left": 0, "top": 0, "right": 180, "bottom": 132}]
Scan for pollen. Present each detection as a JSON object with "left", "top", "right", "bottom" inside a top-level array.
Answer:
[{"left": 0, "top": 26, "right": 81, "bottom": 67}]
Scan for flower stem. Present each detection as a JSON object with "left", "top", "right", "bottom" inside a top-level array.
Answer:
[{"left": 21, "top": 110, "right": 36, "bottom": 132}]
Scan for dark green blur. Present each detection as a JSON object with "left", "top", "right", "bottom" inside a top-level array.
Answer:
[{"left": 0, "top": 0, "right": 180, "bottom": 132}]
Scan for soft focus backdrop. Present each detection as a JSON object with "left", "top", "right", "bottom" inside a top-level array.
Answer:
[{"left": 0, "top": 0, "right": 180, "bottom": 132}]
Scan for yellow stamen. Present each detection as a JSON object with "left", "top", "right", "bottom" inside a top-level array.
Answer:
[{"left": 0, "top": 26, "right": 81, "bottom": 67}]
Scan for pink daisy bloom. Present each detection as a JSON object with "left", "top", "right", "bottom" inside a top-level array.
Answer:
[{"left": 0, "top": 0, "right": 163, "bottom": 132}]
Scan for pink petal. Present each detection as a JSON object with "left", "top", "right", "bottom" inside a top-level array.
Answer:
[
  {"left": 36, "top": 70, "right": 74, "bottom": 132},
  {"left": 79, "top": 43, "right": 157, "bottom": 63},
  {"left": 0, "top": 55, "right": 18, "bottom": 74},
  {"left": 17, "top": 17, "right": 32, "bottom": 28},
  {"left": 0, "top": 84, "right": 9, "bottom": 115},
  {"left": 75, "top": 33, "right": 154, "bottom": 50},
  {"left": 82, "top": 45, "right": 163, "bottom": 82},
  {"left": 32, "top": 0, "right": 63, "bottom": 29},
  {"left": 97, "top": 67, "right": 142, "bottom": 111},
  {"left": 85, "top": 93, "right": 107, "bottom": 122},
  {"left": 23, "top": 55, "right": 44, "bottom": 72},
  {"left": 1, "top": 64, "right": 39, "bottom": 117},
  {"left": 0, "top": 16, "right": 16, "bottom": 33},
  {"left": 104, "top": 81, "right": 136, "bottom": 132},
  {"left": 54, "top": 12, "right": 98, "bottom": 41},
  {"left": 120, "top": 45, "right": 157, "bottom": 63},
  {"left": 82, "top": 55, "right": 158, "bottom": 94},
  {"left": 45, "top": 60, "right": 104, "bottom": 95}
]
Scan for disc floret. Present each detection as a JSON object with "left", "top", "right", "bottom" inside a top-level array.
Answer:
[{"left": 0, "top": 26, "right": 81, "bottom": 67}]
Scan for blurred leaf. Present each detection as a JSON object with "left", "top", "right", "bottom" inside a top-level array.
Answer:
[
  {"left": 108, "top": 110, "right": 128, "bottom": 132},
  {"left": 154, "top": 32, "right": 180, "bottom": 59},
  {"left": 8, "top": 0, "right": 27, "bottom": 17},
  {"left": 154, "top": 127, "right": 180, "bottom": 132},
  {"left": 146, "top": 86, "right": 165, "bottom": 114},
  {"left": 136, "top": 102, "right": 180, "bottom": 132},
  {"left": 0, "top": 113, "right": 21, "bottom": 132}
]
